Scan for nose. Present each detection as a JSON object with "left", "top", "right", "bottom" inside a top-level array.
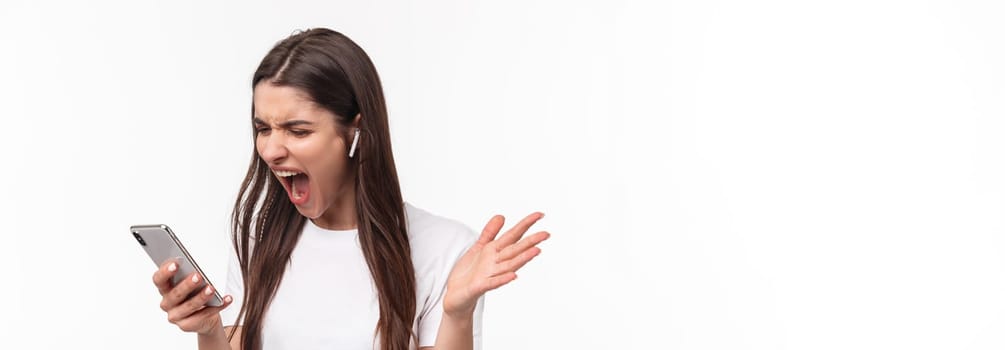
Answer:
[{"left": 258, "top": 133, "right": 288, "bottom": 165}]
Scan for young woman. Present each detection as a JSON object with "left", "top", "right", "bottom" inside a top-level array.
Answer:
[{"left": 150, "top": 28, "right": 550, "bottom": 350}]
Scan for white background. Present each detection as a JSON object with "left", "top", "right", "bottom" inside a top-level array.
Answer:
[{"left": 1, "top": 0, "right": 1004, "bottom": 349}]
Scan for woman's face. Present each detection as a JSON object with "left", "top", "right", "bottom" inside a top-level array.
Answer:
[{"left": 253, "top": 83, "right": 355, "bottom": 224}]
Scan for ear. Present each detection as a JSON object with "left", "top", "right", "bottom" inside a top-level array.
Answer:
[{"left": 351, "top": 113, "right": 361, "bottom": 128}]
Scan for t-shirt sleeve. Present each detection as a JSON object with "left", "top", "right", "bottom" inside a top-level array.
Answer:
[
  {"left": 218, "top": 245, "right": 246, "bottom": 327},
  {"left": 416, "top": 227, "right": 484, "bottom": 350}
]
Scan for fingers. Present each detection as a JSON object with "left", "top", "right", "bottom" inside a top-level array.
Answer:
[
  {"left": 174, "top": 295, "right": 234, "bottom": 333},
  {"left": 483, "top": 271, "right": 518, "bottom": 292},
  {"left": 167, "top": 284, "right": 219, "bottom": 323},
  {"left": 495, "top": 212, "right": 544, "bottom": 247},
  {"left": 152, "top": 259, "right": 179, "bottom": 295},
  {"left": 497, "top": 231, "right": 550, "bottom": 262},
  {"left": 494, "top": 246, "right": 543, "bottom": 276},
  {"left": 160, "top": 272, "right": 204, "bottom": 312},
  {"left": 476, "top": 215, "right": 506, "bottom": 245}
]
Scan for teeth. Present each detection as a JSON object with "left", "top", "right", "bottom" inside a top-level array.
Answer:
[{"left": 274, "top": 170, "right": 302, "bottom": 177}]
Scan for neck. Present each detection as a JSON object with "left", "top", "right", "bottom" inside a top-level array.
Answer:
[{"left": 311, "top": 183, "right": 358, "bottom": 231}]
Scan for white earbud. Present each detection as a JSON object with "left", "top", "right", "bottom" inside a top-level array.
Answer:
[{"left": 348, "top": 128, "right": 360, "bottom": 158}]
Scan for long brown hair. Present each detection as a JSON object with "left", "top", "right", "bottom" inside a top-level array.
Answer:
[{"left": 229, "top": 28, "right": 416, "bottom": 350}]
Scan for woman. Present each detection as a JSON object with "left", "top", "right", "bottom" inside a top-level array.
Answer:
[{"left": 150, "top": 28, "right": 550, "bottom": 350}]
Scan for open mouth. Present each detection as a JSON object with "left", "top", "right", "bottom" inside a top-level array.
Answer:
[{"left": 275, "top": 170, "right": 310, "bottom": 205}]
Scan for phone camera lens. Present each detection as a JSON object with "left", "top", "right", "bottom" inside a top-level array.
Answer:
[{"left": 133, "top": 232, "right": 147, "bottom": 246}]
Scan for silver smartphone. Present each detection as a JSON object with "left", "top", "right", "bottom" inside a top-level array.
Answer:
[{"left": 131, "top": 224, "right": 224, "bottom": 307}]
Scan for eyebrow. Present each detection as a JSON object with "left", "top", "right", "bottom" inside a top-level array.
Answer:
[{"left": 252, "top": 117, "right": 314, "bottom": 128}]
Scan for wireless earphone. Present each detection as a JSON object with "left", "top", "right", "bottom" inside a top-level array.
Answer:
[{"left": 348, "top": 128, "right": 360, "bottom": 158}]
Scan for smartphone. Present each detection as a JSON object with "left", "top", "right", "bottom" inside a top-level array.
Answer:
[{"left": 130, "top": 224, "right": 224, "bottom": 307}]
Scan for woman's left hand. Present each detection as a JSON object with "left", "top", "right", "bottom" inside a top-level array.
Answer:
[{"left": 443, "top": 212, "right": 551, "bottom": 317}]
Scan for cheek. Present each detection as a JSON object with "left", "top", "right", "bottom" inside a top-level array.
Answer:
[
  {"left": 327, "top": 135, "right": 347, "bottom": 154},
  {"left": 311, "top": 151, "right": 349, "bottom": 185},
  {"left": 309, "top": 135, "right": 348, "bottom": 162},
  {"left": 316, "top": 154, "right": 347, "bottom": 180},
  {"left": 289, "top": 140, "right": 325, "bottom": 162},
  {"left": 254, "top": 139, "right": 264, "bottom": 155}
]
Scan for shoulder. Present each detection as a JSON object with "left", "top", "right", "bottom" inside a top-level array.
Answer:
[{"left": 404, "top": 202, "right": 478, "bottom": 263}]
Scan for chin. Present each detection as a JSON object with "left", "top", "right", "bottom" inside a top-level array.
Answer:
[
  {"left": 296, "top": 202, "right": 326, "bottom": 220},
  {"left": 294, "top": 205, "right": 321, "bottom": 220}
]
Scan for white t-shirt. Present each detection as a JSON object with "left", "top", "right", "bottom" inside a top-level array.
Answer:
[{"left": 219, "top": 203, "right": 484, "bottom": 349}]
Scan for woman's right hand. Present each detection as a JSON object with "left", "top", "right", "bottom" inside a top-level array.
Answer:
[{"left": 152, "top": 260, "right": 234, "bottom": 335}]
